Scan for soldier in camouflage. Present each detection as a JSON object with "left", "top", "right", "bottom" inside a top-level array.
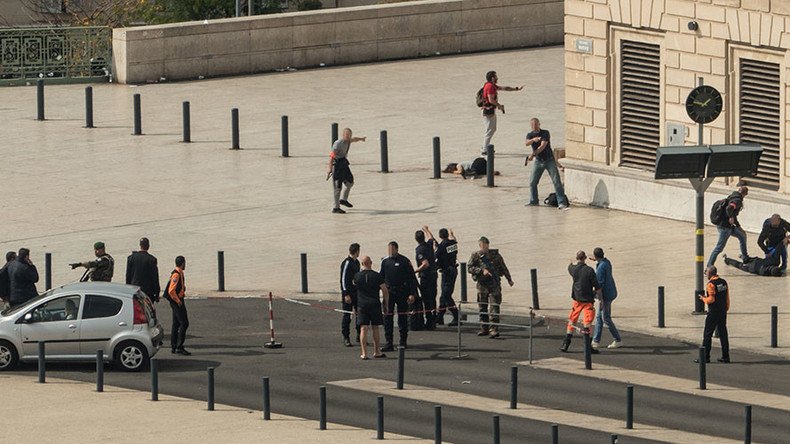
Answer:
[
  {"left": 467, "top": 236, "right": 513, "bottom": 338},
  {"left": 70, "top": 241, "right": 114, "bottom": 282}
]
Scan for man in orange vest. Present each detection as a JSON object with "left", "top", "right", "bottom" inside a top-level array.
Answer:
[{"left": 165, "top": 255, "right": 190, "bottom": 356}]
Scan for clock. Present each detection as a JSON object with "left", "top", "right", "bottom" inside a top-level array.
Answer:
[{"left": 685, "top": 85, "right": 723, "bottom": 124}]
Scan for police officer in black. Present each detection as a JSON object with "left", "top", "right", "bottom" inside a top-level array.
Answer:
[
  {"left": 340, "top": 243, "right": 361, "bottom": 347},
  {"left": 696, "top": 266, "right": 731, "bottom": 363},
  {"left": 433, "top": 227, "right": 460, "bottom": 326},
  {"left": 380, "top": 241, "right": 417, "bottom": 351},
  {"left": 414, "top": 226, "right": 438, "bottom": 330}
]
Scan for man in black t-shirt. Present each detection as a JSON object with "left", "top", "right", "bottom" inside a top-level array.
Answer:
[
  {"left": 432, "top": 227, "right": 459, "bottom": 326},
  {"left": 525, "top": 118, "right": 569, "bottom": 210},
  {"left": 354, "top": 256, "right": 389, "bottom": 360}
]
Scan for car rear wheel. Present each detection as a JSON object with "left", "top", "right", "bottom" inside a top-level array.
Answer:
[
  {"left": 114, "top": 340, "right": 149, "bottom": 372},
  {"left": 0, "top": 340, "right": 19, "bottom": 371}
]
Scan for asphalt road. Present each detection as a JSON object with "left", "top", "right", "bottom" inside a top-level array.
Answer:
[{"left": 15, "top": 298, "right": 790, "bottom": 443}]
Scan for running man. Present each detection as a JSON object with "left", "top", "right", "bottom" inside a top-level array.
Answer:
[{"left": 327, "top": 127, "right": 367, "bottom": 214}]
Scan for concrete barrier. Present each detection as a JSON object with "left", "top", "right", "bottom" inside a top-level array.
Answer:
[{"left": 112, "top": 0, "right": 563, "bottom": 84}]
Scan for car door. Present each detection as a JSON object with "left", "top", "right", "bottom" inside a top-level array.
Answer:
[
  {"left": 79, "top": 294, "right": 126, "bottom": 356},
  {"left": 19, "top": 295, "right": 82, "bottom": 358}
]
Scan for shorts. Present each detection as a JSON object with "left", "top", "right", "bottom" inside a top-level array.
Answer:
[{"left": 357, "top": 303, "right": 384, "bottom": 326}]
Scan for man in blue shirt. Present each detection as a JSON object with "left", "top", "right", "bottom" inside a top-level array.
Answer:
[
  {"left": 525, "top": 118, "right": 569, "bottom": 210},
  {"left": 591, "top": 247, "right": 622, "bottom": 349}
]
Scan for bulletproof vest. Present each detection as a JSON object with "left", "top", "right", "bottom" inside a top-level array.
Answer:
[{"left": 708, "top": 277, "right": 728, "bottom": 312}]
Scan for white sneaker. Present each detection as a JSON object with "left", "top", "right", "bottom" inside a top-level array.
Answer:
[
  {"left": 558, "top": 204, "right": 570, "bottom": 211},
  {"left": 607, "top": 340, "right": 622, "bottom": 349},
  {"left": 591, "top": 341, "right": 600, "bottom": 349}
]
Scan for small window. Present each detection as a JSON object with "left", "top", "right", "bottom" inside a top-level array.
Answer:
[
  {"left": 83, "top": 295, "right": 123, "bottom": 319},
  {"left": 30, "top": 295, "right": 80, "bottom": 323}
]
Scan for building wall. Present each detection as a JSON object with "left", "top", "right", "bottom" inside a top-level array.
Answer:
[{"left": 112, "top": 0, "right": 564, "bottom": 84}]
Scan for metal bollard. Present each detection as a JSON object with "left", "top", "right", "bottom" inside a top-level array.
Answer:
[
  {"left": 486, "top": 144, "right": 495, "bottom": 187},
  {"left": 460, "top": 262, "right": 468, "bottom": 321},
  {"left": 331, "top": 122, "right": 338, "bottom": 144},
  {"left": 658, "top": 286, "right": 665, "bottom": 328},
  {"left": 492, "top": 415, "right": 500, "bottom": 444},
  {"left": 217, "top": 251, "right": 225, "bottom": 292},
  {"left": 262, "top": 377, "right": 271, "bottom": 420},
  {"left": 744, "top": 405, "right": 752, "bottom": 444},
  {"left": 432, "top": 137, "right": 441, "bottom": 179},
  {"left": 45, "top": 253, "right": 52, "bottom": 290},
  {"left": 377, "top": 396, "right": 384, "bottom": 439},
  {"left": 182, "top": 101, "right": 191, "bottom": 143},
  {"left": 771, "top": 306, "right": 778, "bottom": 348},
  {"left": 300, "top": 253, "right": 308, "bottom": 294},
  {"left": 151, "top": 358, "right": 159, "bottom": 401},
  {"left": 434, "top": 405, "right": 442, "bottom": 444},
  {"left": 96, "top": 350, "right": 104, "bottom": 392},
  {"left": 509, "top": 366, "right": 518, "bottom": 409},
  {"left": 380, "top": 130, "right": 389, "bottom": 173},
  {"left": 207, "top": 367, "right": 215, "bottom": 411},
  {"left": 231, "top": 108, "right": 240, "bottom": 149},
  {"left": 551, "top": 424, "right": 559, "bottom": 444},
  {"left": 698, "top": 347, "right": 706, "bottom": 390},
  {"left": 530, "top": 268, "right": 540, "bottom": 310},
  {"left": 626, "top": 385, "right": 633, "bottom": 429},
  {"left": 132, "top": 93, "right": 142, "bottom": 135},
  {"left": 84, "top": 86, "right": 94, "bottom": 128},
  {"left": 319, "top": 386, "right": 327, "bottom": 430},
  {"left": 281, "top": 115, "right": 289, "bottom": 157},
  {"left": 397, "top": 346, "right": 405, "bottom": 389},
  {"left": 235, "top": 0, "right": 241, "bottom": 16},
  {"left": 36, "top": 79, "right": 45, "bottom": 121},
  {"left": 38, "top": 342, "right": 45, "bottom": 383},
  {"left": 584, "top": 332, "right": 592, "bottom": 370}
]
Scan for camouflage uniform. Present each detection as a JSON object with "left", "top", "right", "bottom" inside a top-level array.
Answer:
[
  {"left": 84, "top": 254, "right": 114, "bottom": 282},
  {"left": 467, "top": 249, "right": 511, "bottom": 335}
]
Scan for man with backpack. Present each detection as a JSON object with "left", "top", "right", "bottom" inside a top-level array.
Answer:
[
  {"left": 707, "top": 186, "right": 750, "bottom": 268},
  {"left": 478, "top": 71, "right": 523, "bottom": 155}
]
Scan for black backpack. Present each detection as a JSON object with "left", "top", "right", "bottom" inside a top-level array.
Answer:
[
  {"left": 544, "top": 193, "right": 559, "bottom": 207},
  {"left": 476, "top": 87, "right": 486, "bottom": 107},
  {"left": 709, "top": 198, "right": 728, "bottom": 225}
]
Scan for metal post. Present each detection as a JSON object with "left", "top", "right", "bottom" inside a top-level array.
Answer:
[
  {"left": 84, "top": 86, "right": 94, "bottom": 128},
  {"left": 744, "top": 405, "right": 752, "bottom": 444},
  {"left": 231, "top": 108, "right": 240, "bottom": 150},
  {"left": 319, "top": 386, "right": 327, "bottom": 430},
  {"left": 151, "top": 358, "right": 159, "bottom": 401},
  {"left": 396, "top": 346, "right": 405, "bottom": 389},
  {"left": 300, "top": 253, "right": 308, "bottom": 294},
  {"left": 38, "top": 342, "right": 45, "bottom": 383},
  {"left": 460, "top": 262, "right": 468, "bottom": 321},
  {"left": 626, "top": 385, "right": 634, "bottom": 429},
  {"left": 331, "top": 122, "right": 339, "bottom": 144},
  {"left": 376, "top": 396, "right": 384, "bottom": 440},
  {"left": 492, "top": 415, "right": 500, "bottom": 444},
  {"left": 529, "top": 308, "right": 534, "bottom": 364},
  {"left": 263, "top": 377, "right": 271, "bottom": 420},
  {"left": 207, "top": 367, "right": 215, "bottom": 411},
  {"left": 658, "top": 286, "right": 665, "bottom": 328},
  {"left": 584, "top": 332, "right": 592, "bottom": 370},
  {"left": 133, "top": 93, "right": 142, "bottom": 135},
  {"left": 236, "top": 0, "right": 241, "bottom": 16},
  {"left": 551, "top": 424, "right": 559, "bottom": 444},
  {"left": 509, "top": 366, "right": 518, "bottom": 409},
  {"left": 217, "top": 251, "right": 225, "bottom": 292},
  {"left": 281, "top": 115, "right": 289, "bottom": 157},
  {"left": 380, "top": 130, "right": 389, "bottom": 173},
  {"left": 530, "top": 268, "right": 540, "bottom": 310},
  {"left": 36, "top": 79, "right": 45, "bottom": 121},
  {"left": 432, "top": 137, "right": 441, "bottom": 179},
  {"left": 96, "top": 350, "right": 104, "bottom": 392},
  {"left": 434, "top": 405, "right": 442, "bottom": 444},
  {"left": 45, "top": 253, "right": 52, "bottom": 290},
  {"left": 698, "top": 347, "right": 707, "bottom": 390},
  {"left": 248, "top": 0, "right": 253, "bottom": 15},
  {"left": 182, "top": 101, "right": 191, "bottom": 143},
  {"left": 486, "top": 144, "right": 495, "bottom": 187},
  {"left": 771, "top": 306, "right": 778, "bottom": 348},
  {"left": 694, "top": 75, "right": 706, "bottom": 314}
]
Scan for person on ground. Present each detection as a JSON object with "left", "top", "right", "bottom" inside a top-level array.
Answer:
[
  {"left": 380, "top": 241, "right": 417, "bottom": 351},
  {"left": 7, "top": 248, "right": 38, "bottom": 308},
  {"left": 327, "top": 127, "right": 367, "bottom": 214},
  {"left": 525, "top": 118, "right": 569, "bottom": 210},
  {"left": 707, "top": 186, "right": 750, "bottom": 267},
  {"left": 468, "top": 236, "right": 513, "bottom": 339},
  {"left": 340, "top": 243, "right": 361, "bottom": 347},
  {"left": 126, "top": 237, "right": 161, "bottom": 302},
  {"left": 757, "top": 213, "right": 790, "bottom": 271},
  {"left": 435, "top": 228, "right": 459, "bottom": 326},
  {"left": 443, "top": 158, "right": 500, "bottom": 179},
  {"left": 70, "top": 241, "right": 114, "bottom": 282},
  {"left": 561, "top": 251, "right": 601, "bottom": 353},
  {"left": 354, "top": 255, "right": 389, "bottom": 360},
  {"left": 591, "top": 248, "right": 621, "bottom": 349},
  {"left": 0, "top": 251, "right": 17, "bottom": 309},
  {"left": 480, "top": 70, "right": 523, "bottom": 155},
  {"left": 695, "top": 266, "right": 730, "bottom": 364},
  {"left": 414, "top": 226, "right": 437, "bottom": 330},
  {"left": 165, "top": 256, "right": 191, "bottom": 356},
  {"left": 723, "top": 252, "right": 782, "bottom": 276}
]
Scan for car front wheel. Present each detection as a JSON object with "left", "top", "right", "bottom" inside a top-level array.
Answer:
[
  {"left": 114, "top": 340, "right": 149, "bottom": 372},
  {"left": 0, "top": 340, "right": 19, "bottom": 371}
]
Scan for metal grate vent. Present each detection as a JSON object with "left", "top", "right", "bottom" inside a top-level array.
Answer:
[
  {"left": 619, "top": 40, "right": 661, "bottom": 170},
  {"left": 740, "top": 58, "right": 781, "bottom": 189}
]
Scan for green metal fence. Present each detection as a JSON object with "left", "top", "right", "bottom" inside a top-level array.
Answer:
[{"left": 0, "top": 26, "right": 112, "bottom": 86}]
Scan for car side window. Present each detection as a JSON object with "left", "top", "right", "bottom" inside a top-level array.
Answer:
[
  {"left": 83, "top": 295, "right": 123, "bottom": 320},
  {"left": 30, "top": 295, "right": 81, "bottom": 323}
]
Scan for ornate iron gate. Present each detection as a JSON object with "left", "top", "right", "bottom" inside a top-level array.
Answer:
[{"left": 0, "top": 26, "right": 111, "bottom": 85}]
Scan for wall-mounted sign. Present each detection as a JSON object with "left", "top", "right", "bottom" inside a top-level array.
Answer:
[{"left": 575, "top": 38, "right": 593, "bottom": 54}]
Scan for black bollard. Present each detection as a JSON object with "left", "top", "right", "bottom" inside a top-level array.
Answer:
[
  {"left": 658, "top": 286, "right": 665, "bottom": 328},
  {"left": 626, "top": 385, "right": 633, "bottom": 429},
  {"left": 207, "top": 367, "right": 215, "bottom": 411},
  {"left": 45, "top": 253, "right": 52, "bottom": 290},
  {"left": 96, "top": 350, "right": 104, "bottom": 392},
  {"left": 331, "top": 122, "right": 339, "bottom": 144},
  {"left": 231, "top": 108, "right": 240, "bottom": 149},
  {"left": 36, "top": 79, "right": 45, "bottom": 121},
  {"left": 486, "top": 144, "right": 495, "bottom": 187},
  {"left": 217, "top": 251, "right": 225, "bottom": 292},
  {"left": 530, "top": 268, "right": 540, "bottom": 310},
  {"left": 319, "top": 386, "right": 327, "bottom": 430},
  {"left": 771, "top": 306, "right": 778, "bottom": 348},
  {"left": 509, "top": 366, "right": 518, "bottom": 409},
  {"left": 281, "top": 115, "right": 289, "bottom": 157},
  {"left": 492, "top": 415, "right": 500, "bottom": 444},
  {"left": 460, "top": 262, "right": 468, "bottom": 321},
  {"left": 432, "top": 137, "right": 441, "bottom": 179},
  {"left": 584, "top": 332, "right": 592, "bottom": 370},
  {"left": 151, "top": 358, "right": 159, "bottom": 401},
  {"left": 84, "top": 86, "right": 94, "bottom": 128},
  {"left": 300, "top": 253, "right": 308, "bottom": 294},
  {"left": 380, "top": 130, "right": 389, "bottom": 173},
  {"left": 397, "top": 346, "right": 405, "bottom": 389},
  {"left": 744, "top": 405, "right": 752, "bottom": 444},
  {"left": 132, "top": 93, "right": 142, "bottom": 135},
  {"left": 262, "top": 377, "right": 271, "bottom": 420},
  {"left": 38, "top": 342, "right": 45, "bottom": 383},
  {"left": 551, "top": 424, "right": 559, "bottom": 444},
  {"left": 182, "top": 101, "right": 191, "bottom": 143},
  {"left": 434, "top": 405, "right": 442, "bottom": 444},
  {"left": 377, "top": 396, "right": 384, "bottom": 440},
  {"left": 698, "top": 347, "right": 706, "bottom": 390}
]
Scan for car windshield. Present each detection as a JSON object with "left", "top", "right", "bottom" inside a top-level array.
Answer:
[{"left": 0, "top": 290, "right": 54, "bottom": 317}]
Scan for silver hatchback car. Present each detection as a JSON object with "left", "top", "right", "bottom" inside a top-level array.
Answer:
[{"left": 0, "top": 282, "right": 163, "bottom": 372}]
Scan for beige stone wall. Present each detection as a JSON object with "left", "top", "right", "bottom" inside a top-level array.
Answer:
[
  {"left": 565, "top": 0, "right": 790, "bottom": 191},
  {"left": 113, "top": 0, "right": 563, "bottom": 84}
]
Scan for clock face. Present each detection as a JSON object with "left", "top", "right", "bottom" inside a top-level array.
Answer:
[{"left": 685, "top": 85, "right": 723, "bottom": 124}]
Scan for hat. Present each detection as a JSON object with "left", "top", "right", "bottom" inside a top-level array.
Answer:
[
  {"left": 478, "top": 236, "right": 490, "bottom": 244},
  {"left": 94, "top": 241, "right": 105, "bottom": 250}
]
